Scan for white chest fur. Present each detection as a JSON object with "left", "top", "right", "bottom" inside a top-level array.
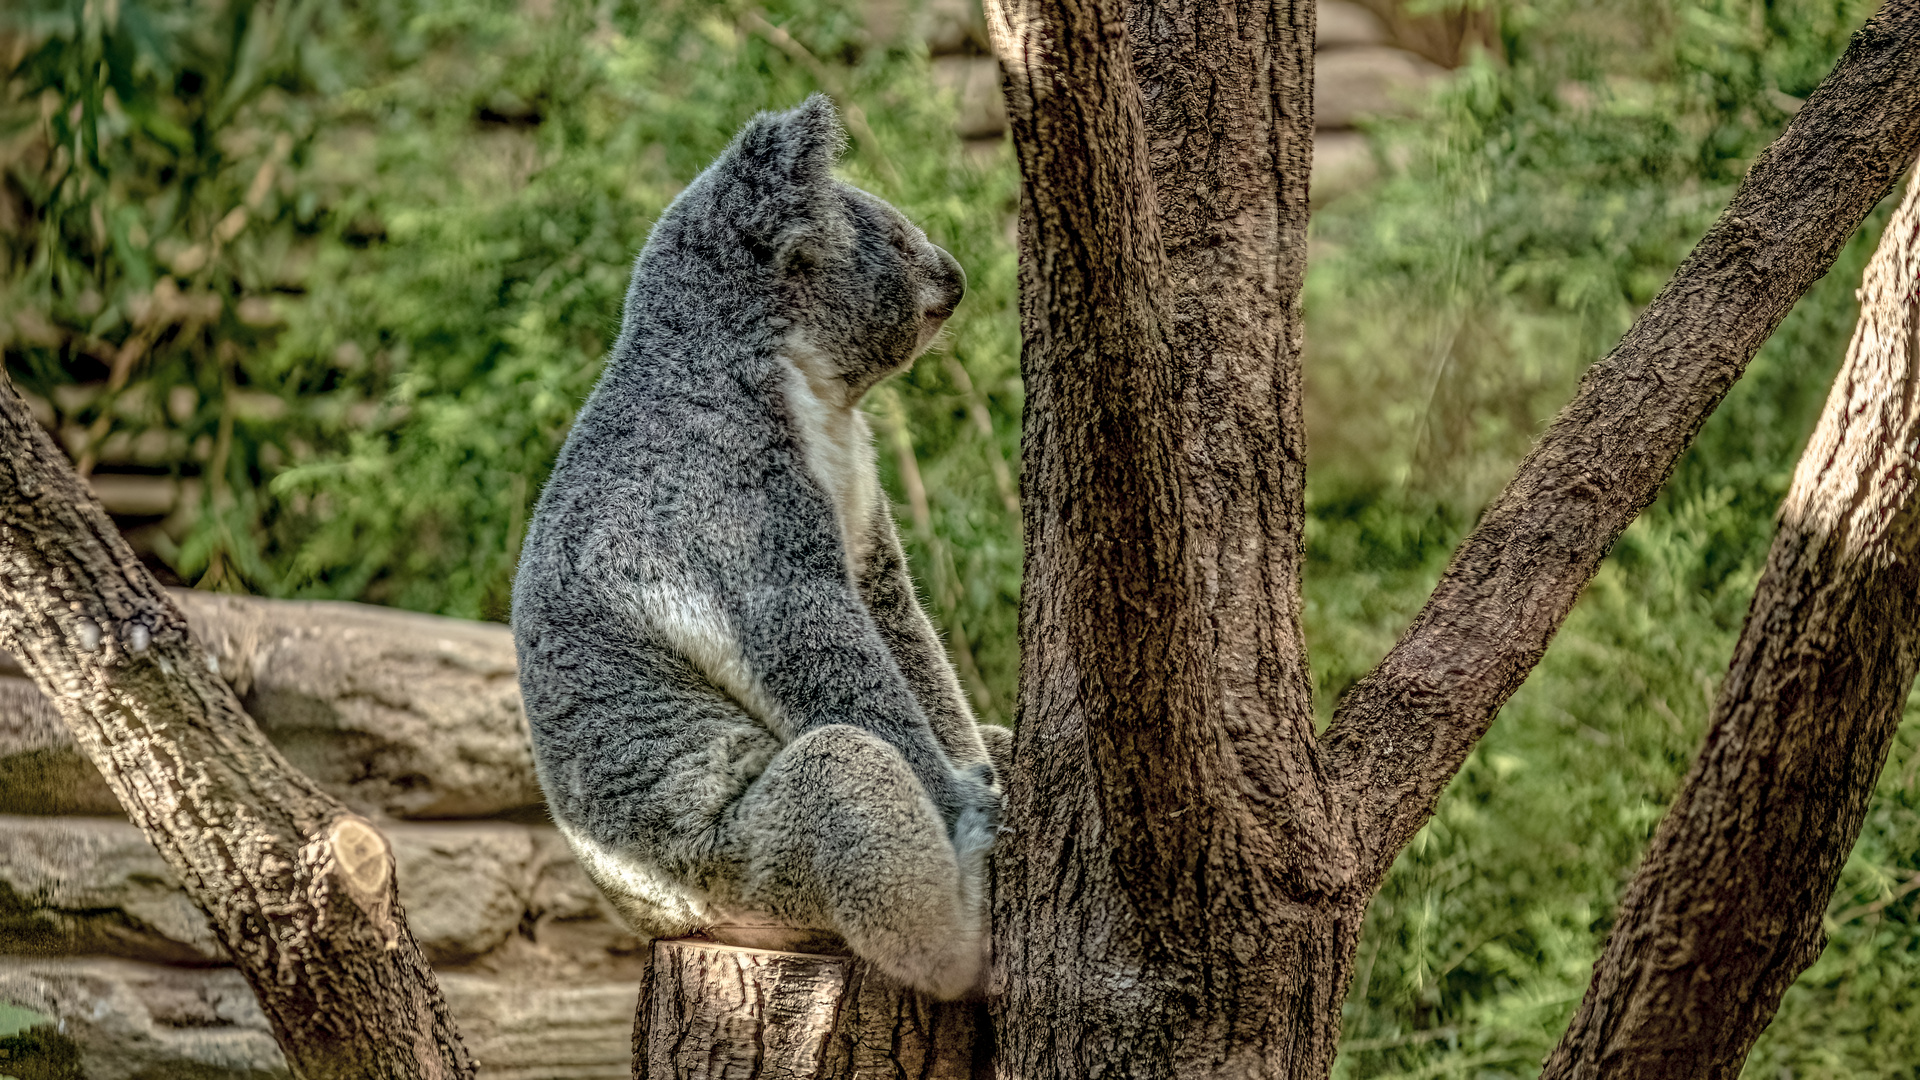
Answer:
[{"left": 778, "top": 343, "right": 880, "bottom": 581}]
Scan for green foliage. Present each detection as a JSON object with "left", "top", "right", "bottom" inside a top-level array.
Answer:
[
  {"left": 0, "top": 1001, "right": 79, "bottom": 1080},
  {"left": 0, "top": 0, "right": 1023, "bottom": 719},
  {"left": 1310, "top": 1, "right": 1920, "bottom": 1075}
]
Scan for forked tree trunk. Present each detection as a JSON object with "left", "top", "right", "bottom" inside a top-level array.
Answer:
[
  {"left": 0, "top": 371, "right": 476, "bottom": 1080},
  {"left": 1545, "top": 164, "right": 1920, "bottom": 1080},
  {"left": 983, "top": 0, "right": 1920, "bottom": 1075}
]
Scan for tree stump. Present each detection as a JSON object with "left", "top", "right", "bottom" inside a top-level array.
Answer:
[{"left": 633, "top": 936, "right": 984, "bottom": 1079}]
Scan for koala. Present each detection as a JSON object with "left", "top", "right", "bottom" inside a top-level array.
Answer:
[{"left": 511, "top": 95, "right": 1009, "bottom": 1000}]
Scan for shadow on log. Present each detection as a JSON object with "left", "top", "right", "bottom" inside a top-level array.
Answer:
[{"left": 634, "top": 937, "right": 985, "bottom": 1079}]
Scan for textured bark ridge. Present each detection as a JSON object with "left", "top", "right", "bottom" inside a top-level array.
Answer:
[
  {"left": 0, "top": 370, "right": 476, "bottom": 1080},
  {"left": 984, "top": 0, "right": 1920, "bottom": 1076},
  {"left": 1543, "top": 165, "right": 1920, "bottom": 1080},
  {"left": 986, "top": 0, "right": 1357, "bottom": 1073},
  {"left": 633, "top": 938, "right": 981, "bottom": 1079}
]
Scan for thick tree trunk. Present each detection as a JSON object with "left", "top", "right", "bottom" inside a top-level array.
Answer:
[
  {"left": 985, "top": 0, "right": 1920, "bottom": 1074},
  {"left": 633, "top": 938, "right": 983, "bottom": 1079},
  {"left": 0, "top": 371, "right": 476, "bottom": 1080},
  {"left": 985, "top": 0, "right": 1348, "bottom": 1073},
  {"left": 1544, "top": 164, "right": 1920, "bottom": 1080}
]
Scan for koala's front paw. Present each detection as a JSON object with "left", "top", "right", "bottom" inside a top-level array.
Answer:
[
  {"left": 948, "top": 763, "right": 1005, "bottom": 858},
  {"left": 966, "top": 758, "right": 1002, "bottom": 796}
]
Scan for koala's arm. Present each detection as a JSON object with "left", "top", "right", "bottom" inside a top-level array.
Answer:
[
  {"left": 724, "top": 557, "right": 996, "bottom": 834},
  {"left": 854, "top": 499, "right": 999, "bottom": 774}
]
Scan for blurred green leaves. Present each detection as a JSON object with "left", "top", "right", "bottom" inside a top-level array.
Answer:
[{"left": 0, "top": 0, "right": 1022, "bottom": 719}]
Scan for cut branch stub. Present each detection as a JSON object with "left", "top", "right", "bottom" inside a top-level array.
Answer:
[
  {"left": 1544, "top": 161, "right": 1920, "bottom": 1080},
  {"left": 0, "top": 369, "right": 475, "bottom": 1080},
  {"left": 634, "top": 938, "right": 981, "bottom": 1080},
  {"left": 320, "top": 814, "right": 401, "bottom": 949},
  {"left": 1323, "top": 0, "right": 1920, "bottom": 879}
]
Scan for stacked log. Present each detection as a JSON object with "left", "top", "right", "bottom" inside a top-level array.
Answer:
[
  {"left": 1312, "top": 1, "right": 1446, "bottom": 203},
  {"left": 0, "top": 591, "right": 644, "bottom": 1079}
]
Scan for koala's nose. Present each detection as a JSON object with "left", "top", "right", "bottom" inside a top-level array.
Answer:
[{"left": 926, "top": 247, "right": 966, "bottom": 320}]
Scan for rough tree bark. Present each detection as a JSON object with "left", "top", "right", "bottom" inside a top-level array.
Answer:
[
  {"left": 1544, "top": 165, "right": 1920, "bottom": 1080},
  {"left": 984, "top": 0, "right": 1920, "bottom": 1075},
  {"left": 985, "top": 0, "right": 1341, "bottom": 1072},
  {"left": 0, "top": 370, "right": 477, "bottom": 1080},
  {"left": 634, "top": 938, "right": 983, "bottom": 1079}
]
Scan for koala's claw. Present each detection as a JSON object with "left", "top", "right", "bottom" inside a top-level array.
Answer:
[
  {"left": 952, "top": 803, "right": 1000, "bottom": 859},
  {"left": 966, "top": 760, "right": 1000, "bottom": 789}
]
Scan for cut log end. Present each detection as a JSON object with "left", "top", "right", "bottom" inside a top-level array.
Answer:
[
  {"left": 634, "top": 937, "right": 985, "bottom": 1080},
  {"left": 320, "top": 813, "right": 399, "bottom": 949},
  {"left": 699, "top": 921, "right": 852, "bottom": 955},
  {"left": 329, "top": 816, "right": 391, "bottom": 899}
]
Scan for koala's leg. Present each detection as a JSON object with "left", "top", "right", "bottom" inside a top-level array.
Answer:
[{"left": 719, "top": 724, "right": 990, "bottom": 1000}]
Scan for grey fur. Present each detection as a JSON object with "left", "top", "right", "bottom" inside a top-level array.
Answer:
[{"left": 512, "top": 95, "right": 1005, "bottom": 999}]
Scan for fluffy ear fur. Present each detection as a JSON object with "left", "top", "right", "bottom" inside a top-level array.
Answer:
[{"left": 708, "top": 93, "right": 848, "bottom": 261}]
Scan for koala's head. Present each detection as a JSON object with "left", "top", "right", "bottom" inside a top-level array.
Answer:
[{"left": 687, "top": 95, "right": 965, "bottom": 400}]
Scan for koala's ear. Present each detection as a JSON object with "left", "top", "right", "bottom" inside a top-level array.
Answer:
[{"left": 709, "top": 94, "right": 847, "bottom": 260}]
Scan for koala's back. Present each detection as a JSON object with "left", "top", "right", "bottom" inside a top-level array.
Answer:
[{"left": 511, "top": 345, "right": 842, "bottom": 914}]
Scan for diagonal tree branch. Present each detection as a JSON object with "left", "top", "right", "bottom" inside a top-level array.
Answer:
[
  {"left": 0, "top": 370, "right": 475, "bottom": 1080},
  {"left": 1545, "top": 161, "right": 1920, "bottom": 1080},
  {"left": 1321, "top": 0, "right": 1920, "bottom": 877}
]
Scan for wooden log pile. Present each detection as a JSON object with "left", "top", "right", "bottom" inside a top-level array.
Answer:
[{"left": 0, "top": 592, "right": 644, "bottom": 1079}]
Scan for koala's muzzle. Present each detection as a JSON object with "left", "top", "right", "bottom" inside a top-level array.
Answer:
[
  {"left": 913, "top": 245, "right": 965, "bottom": 360},
  {"left": 924, "top": 246, "right": 965, "bottom": 321}
]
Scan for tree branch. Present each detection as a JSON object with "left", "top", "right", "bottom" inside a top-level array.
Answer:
[
  {"left": 1544, "top": 162, "right": 1920, "bottom": 1080},
  {"left": 0, "top": 370, "right": 475, "bottom": 1080},
  {"left": 739, "top": 9, "right": 904, "bottom": 191},
  {"left": 1125, "top": 0, "right": 1332, "bottom": 867},
  {"left": 987, "top": 0, "right": 1225, "bottom": 913},
  {"left": 1321, "top": 0, "right": 1920, "bottom": 875}
]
